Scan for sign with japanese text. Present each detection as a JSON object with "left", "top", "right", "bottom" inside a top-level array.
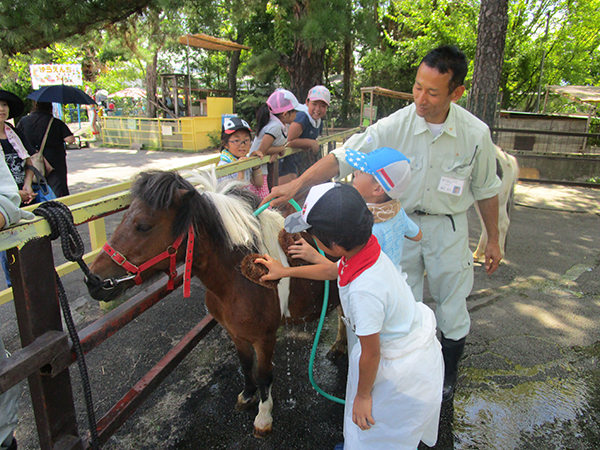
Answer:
[{"left": 30, "top": 64, "right": 83, "bottom": 89}]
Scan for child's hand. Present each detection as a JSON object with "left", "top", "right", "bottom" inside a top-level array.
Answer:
[
  {"left": 288, "top": 238, "right": 321, "bottom": 264},
  {"left": 269, "top": 151, "right": 285, "bottom": 163},
  {"left": 309, "top": 140, "right": 321, "bottom": 153},
  {"left": 254, "top": 254, "right": 287, "bottom": 281},
  {"left": 252, "top": 151, "right": 264, "bottom": 159},
  {"left": 19, "top": 188, "right": 37, "bottom": 205},
  {"left": 352, "top": 394, "right": 375, "bottom": 431}
]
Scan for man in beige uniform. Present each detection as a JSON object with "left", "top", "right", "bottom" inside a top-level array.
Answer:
[{"left": 264, "top": 45, "right": 502, "bottom": 402}]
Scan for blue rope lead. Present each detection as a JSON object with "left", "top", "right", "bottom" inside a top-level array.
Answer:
[{"left": 254, "top": 199, "right": 345, "bottom": 405}]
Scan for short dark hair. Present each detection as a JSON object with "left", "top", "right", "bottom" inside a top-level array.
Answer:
[
  {"left": 33, "top": 101, "right": 53, "bottom": 113},
  {"left": 307, "top": 211, "right": 373, "bottom": 252},
  {"left": 420, "top": 45, "right": 468, "bottom": 93}
]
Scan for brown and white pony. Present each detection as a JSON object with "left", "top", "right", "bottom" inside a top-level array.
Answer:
[
  {"left": 473, "top": 146, "right": 519, "bottom": 261},
  {"left": 85, "top": 170, "right": 341, "bottom": 437}
]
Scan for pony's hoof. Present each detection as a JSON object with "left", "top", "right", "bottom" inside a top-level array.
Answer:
[
  {"left": 327, "top": 343, "right": 347, "bottom": 360},
  {"left": 253, "top": 424, "right": 272, "bottom": 438},
  {"left": 236, "top": 391, "right": 258, "bottom": 411}
]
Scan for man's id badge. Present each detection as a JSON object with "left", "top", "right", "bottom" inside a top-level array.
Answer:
[{"left": 438, "top": 176, "right": 464, "bottom": 196}]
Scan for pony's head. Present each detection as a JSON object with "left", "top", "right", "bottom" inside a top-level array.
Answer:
[{"left": 86, "top": 169, "right": 276, "bottom": 301}]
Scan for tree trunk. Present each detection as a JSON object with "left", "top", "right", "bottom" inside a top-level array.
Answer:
[
  {"left": 469, "top": 0, "right": 509, "bottom": 129},
  {"left": 287, "top": 43, "right": 325, "bottom": 101},
  {"left": 228, "top": 32, "right": 245, "bottom": 101},
  {"left": 146, "top": 51, "right": 158, "bottom": 118},
  {"left": 279, "top": 0, "right": 325, "bottom": 101},
  {"left": 340, "top": 38, "right": 352, "bottom": 125}
]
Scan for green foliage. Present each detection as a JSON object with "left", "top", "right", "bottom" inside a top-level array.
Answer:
[
  {"left": 207, "top": 129, "right": 222, "bottom": 148},
  {"left": 3, "top": 0, "right": 599, "bottom": 130},
  {"left": 355, "top": 0, "right": 478, "bottom": 98},
  {"left": 501, "top": 0, "right": 600, "bottom": 111},
  {"left": 0, "top": 0, "right": 158, "bottom": 56}
]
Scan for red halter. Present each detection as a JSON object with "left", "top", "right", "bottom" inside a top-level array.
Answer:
[{"left": 101, "top": 224, "right": 195, "bottom": 297}]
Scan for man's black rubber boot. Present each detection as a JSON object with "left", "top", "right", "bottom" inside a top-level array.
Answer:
[{"left": 441, "top": 334, "right": 466, "bottom": 402}]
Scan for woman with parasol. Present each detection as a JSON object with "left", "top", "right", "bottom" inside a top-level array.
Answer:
[{"left": 17, "top": 86, "right": 81, "bottom": 197}]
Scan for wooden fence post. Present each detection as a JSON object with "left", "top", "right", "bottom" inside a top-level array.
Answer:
[{"left": 9, "top": 238, "right": 82, "bottom": 450}]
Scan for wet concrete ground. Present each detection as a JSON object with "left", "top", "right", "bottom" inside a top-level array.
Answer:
[{"left": 1, "top": 147, "right": 600, "bottom": 449}]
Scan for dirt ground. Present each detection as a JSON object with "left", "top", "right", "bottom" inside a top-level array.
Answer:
[{"left": 1, "top": 146, "right": 600, "bottom": 450}]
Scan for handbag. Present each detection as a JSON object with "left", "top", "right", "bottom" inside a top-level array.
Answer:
[
  {"left": 28, "top": 166, "right": 57, "bottom": 202},
  {"left": 30, "top": 118, "right": 54, "bottom": 184}
]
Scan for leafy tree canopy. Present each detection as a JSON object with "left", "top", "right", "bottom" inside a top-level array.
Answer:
[{"left": 0, "top": 0, "right": 160, "bottom": 56}]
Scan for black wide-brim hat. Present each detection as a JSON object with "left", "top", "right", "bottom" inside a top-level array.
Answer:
[{"left": 0, "top": 90, "right": 25, "bottom": 119}]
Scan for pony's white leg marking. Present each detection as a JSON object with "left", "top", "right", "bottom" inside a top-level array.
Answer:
[{"left": 253, "top": 386, "right": 273, "bottom": 434}]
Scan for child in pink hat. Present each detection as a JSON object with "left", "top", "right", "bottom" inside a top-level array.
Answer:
[{"left": 248, "top": 89, "right": 303, "bottom": 200}]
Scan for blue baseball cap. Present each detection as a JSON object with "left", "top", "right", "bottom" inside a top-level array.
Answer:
[{"left": 344, "top": 147, "right": 411, "bottom": 199}]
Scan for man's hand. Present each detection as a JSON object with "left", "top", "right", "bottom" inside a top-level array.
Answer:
[
  {"left": 260, "top": 153, "right": 341, "bottom": 207},
  {"left": 484, "top": 240, "right": 502, "bottom": 275}
]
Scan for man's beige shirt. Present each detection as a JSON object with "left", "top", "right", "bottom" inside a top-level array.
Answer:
[{"left": 333, "top": 103, "right": 501, "bottom": 215}]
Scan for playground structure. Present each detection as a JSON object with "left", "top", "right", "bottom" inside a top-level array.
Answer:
[{"left": 100, "top": 96, "right": 233, "bottom": 150}]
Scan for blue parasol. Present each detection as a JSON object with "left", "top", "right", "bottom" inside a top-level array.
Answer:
[{"left": 27, "top": 85, "right": 96, "bottom": 105}]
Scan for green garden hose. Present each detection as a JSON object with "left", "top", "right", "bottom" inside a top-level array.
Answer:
[{"left": 254, "top": 199, "right": 345, "bottom": 405}]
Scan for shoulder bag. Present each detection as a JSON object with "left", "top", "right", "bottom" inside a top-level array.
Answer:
[{"left": 29, "top": 117, "right": 55, "bottom": 184}]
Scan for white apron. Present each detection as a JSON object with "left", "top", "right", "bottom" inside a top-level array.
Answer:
[{"left": 344, "top": 303, "right": 443, "bottom": 450}]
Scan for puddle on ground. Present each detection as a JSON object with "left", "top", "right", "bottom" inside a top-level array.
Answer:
[
  {"left": 435, "top": 348, "right": 600, "bottom": 450},
  {"left": 453, "top": 377, "right": 590, "bottom": 449}
]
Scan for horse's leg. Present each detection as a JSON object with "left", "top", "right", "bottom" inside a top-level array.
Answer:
[
  {"left": 252, "top": 338, "right": 276, "bottom": 438},
  {"left": 231, "top": 336, "right": 260, "bottom": 412},
  {"left": 327, "top": 306, "right": 348, "bottom": 360},
  {"left": 473, "top": 199, "right": 488, "bottom": 262}
]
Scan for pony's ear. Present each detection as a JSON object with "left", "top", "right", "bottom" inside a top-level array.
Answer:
[{"left": 175, "top": 188, "right": 196, "bottom": 206}]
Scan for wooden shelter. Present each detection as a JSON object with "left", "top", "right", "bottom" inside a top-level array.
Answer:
[
  {"left": 178, "top": 33, "right": 250, "bottom": 52},
  {"left": 546, "top": 85, "right": 600, "bottom": 105},
  {"left": 166, "top": 34, "right": 251, "bottom": 117},
  {"left": 360, "top": 87, "right": 414, "bottom": 126}
]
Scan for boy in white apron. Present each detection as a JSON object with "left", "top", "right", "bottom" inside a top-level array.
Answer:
[{"left": 255, "top": 182, "right": 443, "bottom": 450}]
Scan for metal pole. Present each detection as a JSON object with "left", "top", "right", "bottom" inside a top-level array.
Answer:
[
  {"left": 535, "top": 11, "right": 551, "bottom": 113},
  {"left": 186, "top": 35, "right": 192, "bottom": 117}
]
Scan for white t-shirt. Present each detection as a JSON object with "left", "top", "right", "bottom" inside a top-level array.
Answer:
[
  {"left": 248, "top": 117, "right": 288, "bottom": 176},
  {"left": 338, "top": 251, "right": 423, "bottom": 343}
]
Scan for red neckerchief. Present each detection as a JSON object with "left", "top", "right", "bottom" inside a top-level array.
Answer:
[{"left": 338, "top": 235, "right": 381, "bottom": 287}]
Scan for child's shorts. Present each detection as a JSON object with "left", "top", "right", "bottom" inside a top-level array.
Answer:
[{"left": 278, "top": 155, "right": 299, "bottom": 177}]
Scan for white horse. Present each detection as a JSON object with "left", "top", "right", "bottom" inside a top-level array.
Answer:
[{"left": 473, "top": 146, "right": 519, "bottom": 261}]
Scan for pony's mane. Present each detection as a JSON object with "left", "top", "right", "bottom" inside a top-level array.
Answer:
[
  {"left": 189, "top": 169, "right": 268, "bottom": 250},
  {"left": 132, "top": 169, "right": 284, "bottom": 252}
]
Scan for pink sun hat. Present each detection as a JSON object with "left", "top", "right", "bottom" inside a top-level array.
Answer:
[{"left": 267, "top": 89, "right": 302, "bottom": 114}]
